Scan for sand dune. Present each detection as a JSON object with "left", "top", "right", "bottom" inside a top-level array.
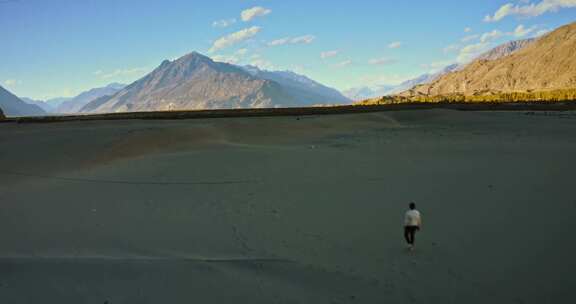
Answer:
[{"left": 1, "top": 110, "right": 575, "bottom": 303}]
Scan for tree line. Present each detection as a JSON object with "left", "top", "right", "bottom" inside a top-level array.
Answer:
[{"left": 356, "top": 89, "right": 576, "bottom": 105}]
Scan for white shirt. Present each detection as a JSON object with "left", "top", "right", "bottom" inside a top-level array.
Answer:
[{"left": 404, "top": 210, "right": 422, "bottom": 227}]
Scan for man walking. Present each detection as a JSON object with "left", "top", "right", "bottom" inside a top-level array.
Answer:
[{"left": 404, "top": 202, "right": 422, "bottom": 250}]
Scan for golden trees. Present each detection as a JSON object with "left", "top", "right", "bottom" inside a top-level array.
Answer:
[{"left": 356, "top": 89, "right": 576, "bottom": 106}]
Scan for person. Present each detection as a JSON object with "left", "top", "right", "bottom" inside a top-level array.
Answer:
[{"left": 404, "top": 202, "right": 422, "bottom": 250}]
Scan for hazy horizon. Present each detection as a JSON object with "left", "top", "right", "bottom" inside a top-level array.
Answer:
[{"left": 1, "top": 0, "right": 576, "bottom": 100}]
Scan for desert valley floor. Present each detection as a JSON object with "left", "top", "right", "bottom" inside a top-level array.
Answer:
[{"left": 1, "top": 109, "right": 575, "bottom": 303}]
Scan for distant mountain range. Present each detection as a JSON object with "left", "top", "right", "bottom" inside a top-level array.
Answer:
[
  {"left": 242, "top": 66, "right": 350, "bottom": 106},
  {"left": 20, "top": 97, "right": 55, "bottom": 113},
  {"left": 20, "top": 83, "right": 125, "bottom": 114},
  {"left": 55, "top": 83, "right": 125, "bottom": 114},
  {"left": 343, "top": 85, "right": 398, "bottom": 101},
  {"left": 0, "top": 85, "right": 46, "bottom": 117},
  {"left": 345, "top": 38, "right": 535, "bottom": 101},
  {"left": 403, "top": 23, "right": 576, "bottom": 96},
  {"left": 343, "top": 68, "right": 463, "bottom": 101},
  {"left": 5, "top": 22, "right": 574, "bottom": 116},
  {"left": 81, "top": 52, "right": 350, "bottom": 113},
  {"left": 45, "top": 97, "right": 73, "bottom": 108}
]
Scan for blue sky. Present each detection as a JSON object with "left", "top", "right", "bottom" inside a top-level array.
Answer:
[{"left": 1, "top": 0, "right": 575, "bottom": 99}]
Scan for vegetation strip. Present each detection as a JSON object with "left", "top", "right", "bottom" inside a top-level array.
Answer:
[
  {"left": 3, "top": 102, "right": 576, "bottom": 124},
  {"left": 359, "top": 89, "right": 576, "bottom": 105}
]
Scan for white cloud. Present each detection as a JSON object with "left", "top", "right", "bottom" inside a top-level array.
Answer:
[
  {"left": 464, "top": 27, "right": 472, "bottom": 33},
  {"left": 249, "top": 54, "right": 275, "bottom": 70},
  {"left": 535, "top": 28, "right": 551, "bottom": 36},
  {"left": 286, "top": 64, "right": 310, "bottom": 75},
  {"left": 100, "top": 67, "right": 148, "bottom": 79},
  {"left": 460, "top": 25, "right": 540, "bottom": 45},
  {"left": 209, "top": 26, "right": 261, "bottom": 53},
  {"left": 236, "top": 48, "right": 248, "bottom": 56},
  {"left": 213, "top": 18, "right": 237, "bottom": 28},
  {"left": 388, "top": 41, "right": 402, "bottom": 49},
  {"left": 480, "top": 30, "right": 504, "bottom": 43},
  {"left": 445, "top": 23, "right": 547, "bottom": 64},
  {"left": 3, "top": 79, "right": 20, "bottom": 87},
  {"left": 368, "top": 57, "right": 397, "bottom": 65},
  {"left": 461, "top": 34, "right": 479, "bottom": 42},
  {"left": 460, "top": 43, "right": 489, "bottom": 55},
  {"left": 421, "top": 60, "right": 456, "bottom": 72},
  {"left": 291, "top": 35, "right": 316, "bottom": 44},
  {"left": 250, "top": 59, "right": 274, "bottom": 70},
  {"left": 334, "top": 60, "right": 352, "bottom": 68},
  {"left": 445, "top": 23, "right": 544, "bottom": 62},
  {"left": 513, "top": 24, "right": 536, "bottom": 37},
  {"left": 320, "top": 50, "right": 339, "bottom": 59},
  {"left": 241, "top": 6, "right": 271, "bottom": 22},
  {"left": 443, "top": 44, "right": 460, "bottom": 53},
  {"left": 484, "top": 3, "right": 516, "bottom": 22},
  {"left": 457, "top": 42, "right": 490, "bottom": 63},
  {"left": 212, "top": 54, "right": 240, "bottom": 64},
  {"left": 211, "top": 48, "right": 250, "bottom": 64},
  {"left": 267, "top": 35, "right": 316, "bottom": 47},
  {"left": 58, "top": 88, "right": 78, "bottom": 98},
  {"left": 484, "top": 0, "right": 576, "bottom": 22},
  {"left": 268, "top": 37, "right": 291, "bottom": 46}
]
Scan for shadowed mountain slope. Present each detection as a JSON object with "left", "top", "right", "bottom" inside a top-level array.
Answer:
[{"left": 0, "top": 85, "right": 46, "bottom": 117}]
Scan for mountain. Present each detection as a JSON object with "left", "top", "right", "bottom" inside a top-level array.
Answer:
[
  {"left": 0, "top": 85, "right": 46, "bottom": 117},
  {"left": 243, "top": 66, "right": 350, "bottom": 105},
  {"left": 403, "top": 22, "right": 576, "bottom": 96},
  {"left": 55, "top": 83, "right": 125, "bottom": 114},
  {"left": 82, "top": 52, "right": 348, "bottom": 113},
  {"left": 21, "top": 97, "right": 54, "bottom": 113}
]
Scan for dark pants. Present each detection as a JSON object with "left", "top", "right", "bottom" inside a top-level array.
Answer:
[{"left": 404, "top": 226, "right": 419, "bottom": 245}]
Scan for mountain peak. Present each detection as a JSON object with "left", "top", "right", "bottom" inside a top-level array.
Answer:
[
  {"left": 154, "top": 52, "right": 221, "bottom": 75},
  {"left": 81, "top": 50, "right": 350, "bottom": 113},
  {"left": 178, "top": 51, "right": 214, "bottom": 63}
]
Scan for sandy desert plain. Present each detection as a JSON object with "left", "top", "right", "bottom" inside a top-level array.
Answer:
[{"left": 1, "top": 108, "right": 575, "bottom": 303}]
